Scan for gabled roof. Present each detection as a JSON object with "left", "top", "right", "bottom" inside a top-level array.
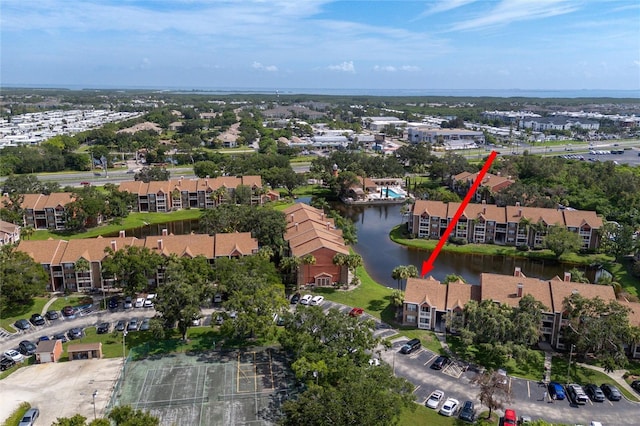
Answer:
[
  {"left": 283, "top": 203, "right": 349, "bottom": 258},
  {"left": 118, "top": 176, "right": 262, "bottom": 195},
  {"left": 454, "top": 172, "right": 515, "bottom": 192},
  {"left": 214, "top": 232, "right": 258, "bottom": 257},
  {"left": 412, "top": 200, "right": 449, "bottom": 218},
  {"left": 404, "top": 276, "right": 448, "bottom": 308},
  {"left": 505, "top": 205, "right": 565, "bottom": 226},
  {"left": 17, "top": 239, "right": 69, "bottom": 264},
  {"left": 20, "top": 193, "right": 75, "bottom": 210},
  {"left": 445, "top": 281, "right": 474, "bottom": 310},
  {"left": 145, "top": 234, "right": 215, "bottom": 258},
  {"left": 563, "top": 209, "right": 603, "bottom": 229},
  {"left": 480, "top": 273, "right": 553, "bottom": 311},
  {"left": 549, "top": 280, "right": 615, "bottom": 313},
  {"left": 60, "top": 237, "right": 142, "bottom": 263}
]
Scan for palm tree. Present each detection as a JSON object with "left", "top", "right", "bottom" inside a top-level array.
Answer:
[
  {"left": 391, "top": 266, "right": 404, "bottom": 290},
  {"left": 256, "top": 246, "right": 274, "bottom": 260},
  {"left": 75, "top": 257, "right": 91, "bottom": 291},
  {"left": 300, "top": 254, "right": 316, "bottom": 288},
  {"left": 279, "top": 256, "right": 301, "bottom": 288},
  {"left": 390, "top": 289, "right": 405, "bottom": 320},
  {"left": 21, "top": 225, "right": 35, "bottom": 240},
  {"left": 568, "top": 268, "right": 590, "bottom": 283}
]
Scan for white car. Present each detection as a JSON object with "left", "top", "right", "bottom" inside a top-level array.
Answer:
[
  {"left": 425, "top": 390, "right": 444, "bottom": 409},
  {"left": 438, "top": 397, "right": 459, "bottom": 416},
  {"left": 299, "top": 294, "right": 313, "bottom": 305},
  {"left": 368, "top": 358, "right": 380, "bottom": 366},
  {"left": 4, "top": 349, "right": 25, "bottom": 363},
  {"left": 134, "top": 297, "right": 145, "bottom": 308},
  {"left": 310, "top": 295, "right": 325, "bottom": 306},
  {"left": 144, "top": 294, "right": 156, "bottom": 308}
]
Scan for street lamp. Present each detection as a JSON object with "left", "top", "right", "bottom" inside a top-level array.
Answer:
[
  {"left": 92, "top": 390, "right": 98, "bottom": 420},
  {"left": 122, "top": 330, "right": 128, "bottom": 381},
  {"left": 567, "top": 344, "right": 575, "bottom": 383}
]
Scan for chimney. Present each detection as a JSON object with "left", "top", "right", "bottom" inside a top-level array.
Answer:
[
  {"left": 295, "top": 222, "right": 298, "bottom": 231},
  {"left": 290, "top": 214, "right": 294, "bottom": 223},
  {"left": 514, "top": 266, "right": 521, "bottom": 277},
  {"left": 564, "top": 272, "right": 572, "bottom": 282},
  {"left": 158, "top": 239, "right": 163, "bottom": 250},
  {"left": 326, "top": 221, "right": 331, "bottom": 230},
  {"left": 515, "top": 201, "right": 521, "bottom": 207},
  {"left": 481, "top": 200, "right": 486, "bottom": 205},
  {"left": 119, "top": 230, "right": 125, "bottom": 238},
  {"left": 162, "top": 228, "right": 168, "bottom": 236},
  {"left": 516, "top": 283, "right": 523, "bottom": 298},
  {"left": 110, "top": 240, "right": 117, "bottom": 251},
  {"left": 483, "top": 206, "right": 487, "bottom": 214},
  {"left": 518, "top": 209, "right": 522, "bottom": 217}
]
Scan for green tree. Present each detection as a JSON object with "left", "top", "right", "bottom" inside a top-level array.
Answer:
[
  {"left": 600, "top": 222, "right": 637, "bottom": 261},
  {"left": 0, "top": 245, "right": 48, "bottom": 313},
  {"left": 108, "top": 405, "right": 160, "bottom": 426},
  {"left": 134, "top": 166, "right": 170, "bottom": 182},
  {"left": 101, "top": 246, "right": 164, "bottom": 296},
  {"left": 471, "top": 369, "right": 513, "bottom": 420},
  {"left": 543, "top": 226, "right": 583, "bottom": 257}
]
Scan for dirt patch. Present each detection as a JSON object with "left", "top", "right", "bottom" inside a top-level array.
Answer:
[{"left": 0, "top": 358, "right": 122, "bottom": 424}]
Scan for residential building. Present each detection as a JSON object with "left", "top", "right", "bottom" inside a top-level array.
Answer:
[
  {"left": 35, "top": 339, "right": 63, "bottom": 363},
  {"left": 0, "top": 220, "right": 20, "bottom": 245},
  {"left": 282, "top": 204, "right": 349, "bottom": 287},
  {"left": 118, "top": 176, "right": 264, "bottom": 212},
  {"left": 0, "top": 193, "right": 76, "bottom": 230},
  {"left": 407, "top": 127, "right": 485, "bottom": 148},
  {"left": 450, "top": 171, "right": 515, "bottom": 203},
  {"left": 16, "top": 230, "right": 258, "bottom": 292},
  {"left": 408, "top": 200, "right": 602, "bottom": 250},
  {"left": 519, "top": 116, "right": 600, "bottom": 131},
  {"left": 402, "top": 268, "right": 640, "bottom": 357}
]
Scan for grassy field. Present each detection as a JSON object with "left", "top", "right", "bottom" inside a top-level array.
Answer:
[
  {"left": 398, "top": 404, "right": 501, "bottom": 426},
  {"left": 0, "top": 295, "right": 94, "bottom": 331}
]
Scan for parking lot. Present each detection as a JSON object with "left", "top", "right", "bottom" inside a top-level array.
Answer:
[{"left": 381, "top": 338, "right": 639, "bottom": 425}]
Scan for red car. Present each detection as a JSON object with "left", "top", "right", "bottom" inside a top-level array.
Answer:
[
  {"left": 503, "top": 408, "right": 517, "bottom": 425},
  {"left": 348, "top": 307, "right": 364, "bottom": 317}
]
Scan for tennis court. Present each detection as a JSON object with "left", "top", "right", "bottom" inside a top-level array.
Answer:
[{"left": 110, "top": 348, "right": 295, "bottom": 426}]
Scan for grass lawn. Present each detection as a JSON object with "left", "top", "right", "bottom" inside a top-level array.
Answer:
[
  {"left": 551, "top": 356, "right": 639, "bottom": 402},
  {"left": 1, "top": 402, "right": 31, "bottom": 426},
  {"left": 28, "top": 209, "right": 203, "bottom": 241},
  {"left": 0, "top": 297, "right": 53, "bottom": 331},
  {"left": 398, "top": 404, "right": 500, "bottom": 425}
]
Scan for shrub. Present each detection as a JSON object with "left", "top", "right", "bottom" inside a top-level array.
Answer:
[
  {"left": 516, "top": 244, "right": 529, "bottom": 252},
  {"left": 448, "top": 236, "right": 468, "bottom": 245}
]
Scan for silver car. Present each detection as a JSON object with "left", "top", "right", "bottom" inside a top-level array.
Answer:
[{"left": 19, "top": 408, "right": 39, "bottom": 426}]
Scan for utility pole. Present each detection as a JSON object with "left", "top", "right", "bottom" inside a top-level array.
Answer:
[
  {"left": 92, "top": 390, "right": 98, "bottom": 420},
  {"left": 567, "top": 344, "right": 575, "bottom": 383}
]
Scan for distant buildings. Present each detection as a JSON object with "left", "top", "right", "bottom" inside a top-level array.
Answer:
[
  {"left": 0, "top": 193, "right": 76, "bottom": 230},
  {"left": 520, "top": 116, "right": 600, "bottom": 132},
  {"left": 0, "top": 220, "right": 20, "bottom": 245},
  {"left": 408, "top": 200, "right": 602, "bottom": 250},
  {"left": 16, "top": 230, "right": 258, "bottom": 292},
  {"left": 406, "top": 127, "right": 485, "bottom": 149},
  {"left": 450, "top": 171, "right": 515, "bottom": 203}
]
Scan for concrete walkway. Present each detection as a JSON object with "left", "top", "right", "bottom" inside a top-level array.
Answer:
[
  {"left": 576, "top": 362, "right": 638, "bottom": 400},
  {"left": 41, "top": 296, "right": 59, "bottom": 315}
]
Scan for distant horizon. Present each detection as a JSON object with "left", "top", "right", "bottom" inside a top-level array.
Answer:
[{"left": 3, "top": 84, "right": 639, "bottom": 99}]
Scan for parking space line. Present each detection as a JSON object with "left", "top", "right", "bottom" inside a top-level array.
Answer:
[
  {"left": 413, "top": 385, "right": 421, "bottom": 394},
  {"left": 424, "top": 354, "right": 437, "bottom": 366},
  {"left": 527, "top": 381, "right": 530, "bottom": 399}
]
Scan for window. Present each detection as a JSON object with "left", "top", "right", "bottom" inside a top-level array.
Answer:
[
  {"left": 406, "top": 315, "right": 416, "bottom": 323},
  {"left": 406, "top": 304, "right": 417, "bottom": 312}
]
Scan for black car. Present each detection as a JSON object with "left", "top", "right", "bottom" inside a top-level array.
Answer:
[
  {"left": 400, "top": 338, "right": 421, "bottom": 354},
  {"left": 53, "top": 333, "right": 68, "bottom": 343},
  {"left": 290, "top": 293, "right": 301, "bottom": 304},
  {"left": 585, "top": 383, "right": 605, "bottom": 402},
  {"left": 67, "top": 327, "right": 83, "bottom": 340},
  {"left": 30, "top": 314, "right": 45, "bottom": 326},
  {"left": 431, "top": 355, "right": 450, "bottom": 370},
  {"left": 0, "top": 356, "right": 16, "bottom": 371},
  {"left": 458, "top": 400, "right": 475, "bottom": 423},
  {"left": 45, "top": 310, "right": 59, "bottom": 320},
  {"left": 631, "top": 380, "right": 640, "bottom": 393},
  {"left": 14, "top": 319, "right": 31, "bottom": 330},
  {"left": 600, "top": 383, "right": 622, "bottom": 401},
  {"left": 115, "top": 320, "right": 126, "bottom": 332},
  {"left": 108, "top": 296, "right": 120, "bottom": 310},
  {"left": 96, "top": 322, "right": 110, "bottom": 334},
  {"left": 19, "top": 340, "right": 37, "bottom": 356}
]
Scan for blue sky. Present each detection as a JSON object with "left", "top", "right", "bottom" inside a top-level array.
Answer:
[{"left": 2, "top": 0, "right": 639, "bottom": 91}]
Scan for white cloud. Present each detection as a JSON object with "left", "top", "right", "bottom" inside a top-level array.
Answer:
[
  {"left": 416, "top": 0, "right": 476, "bottom": 18},
  {"left": 374, "top": 65, "right": 420, "bottom": 72},
  {"left": 252, "top": 61, "right": 278, "bottom": 72},
  {"left": 633, "top": 60, "right": 640, "bottom": 68},
  {"left": 328, "top": 61, "right": 355, "bottom": 73},
  {"left": 449, "top": 0, "right": 579, "bottom": 31}
]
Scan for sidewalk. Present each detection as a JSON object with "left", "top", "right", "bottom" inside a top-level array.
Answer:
[
  {"left": 41, "top": 296, "right": 59, "bottom": 315},
  {"left": 576, "top": 362, "right": 638, "bottom": 400}
]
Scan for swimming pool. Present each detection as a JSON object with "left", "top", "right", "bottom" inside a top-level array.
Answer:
[{"left": 382, "top": 187, "right": 406, "bottom": 199}]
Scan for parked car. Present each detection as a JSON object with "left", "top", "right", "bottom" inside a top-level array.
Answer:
[
  {"left": 229, "top": 311, "right": 237, "bottom": 320},
  {"left": 68, "top": 327, "right": 83, "bottom": 340},
  {"left": 53, "top": 333, "right": 68, "bottom": 343},
  {"left": 458, "top": 400, "right": 475, "bottom": 423},
  {"left": 30, "top": 314, "right": 45, "bottom": 326},
  {"left": 45, "top": 310, "right": 59, "bottom": 320},
  {"left": 19, "top": 340, "right": 37, "bottom": 356},
  {"left": 566, "top": 384, "right": 589, "bottom": 405},
  {"left": 431, "top": 355, "right": 450, "bottom": 370},
  {"left": 548, "top": 382, "right": 566, "bottom": 400},
  {"left": 400, "top": 338, "right": 421, "bottom": 354},
  {"left": 348, "top": 307, "right": 364, "bottom": 317},
  {"left": 14, "top": 319, "right": 31, "bottom": 330},
  {"left": 144, "top": 294, "right": 156, "bottom": 308},
  {"left": 18, "top": 407, "right": 39, "bottom": 426},
  {"left": 115, "top": 320, "right": 126, "bottom": 332},
  {"left": 96, "top": 322, "right": 110, "bottom": 334},
  {"left": 519, "top": 415, "right": 532, "bottom": 424},
  {"left": 600, "top": 383, "right": 622, "bottom": 401},
  {"left": 127, "top": 318, "right": 139, "bottom": 331},
  {"left": 299, "top": 294, "right": 313, "bottom": 305},
  {"left": 503, "top": 408, "right": 517, "bottom": 425},
  {"left": 191, "top": 316, "right": 201, "bottom": 326},
  {"left": 585, "top": 383, "right": 605, "bottom": 402},
  {"left": 631, "top": 380, "right": 640, "bottom": 393},
  {"left": 4, "top": 349, "right": 24, "bottom": 363},
  {"left": 139, "top": 318, "right": 150, "bottom": 331},
  {"left": 62, "top": 306, "right": 75, "bottom": 317},
  {"left": 214, "top": 293, "right": 223, "bottom": 303},
  {"left": 0, "top": 356, "right": 16, "bottom": 371},
  {"left": 290, "top": 293, "right": 300, "bottom": 304},
  {"left": 215, "top": 315, "right": 224, "bottom": 325},
  {"left": 134, "top": 297, "right": 145, "bottom": 308},
  {"left": 123, "top": 296, "right": 133, "bottom": 309},
  {"left": 108, "top": 296, "right": 120, "bottom": 310},
  {"left": 439, "top": 397, "right": 459, "bottom": 416},
  {"left": 425, "top": 390, "right": 444, "bottom": 409},
  {"left": 38, "top": 336, "right": 50, "bottom": 342},
  {"left": 310, "top": 295, "right": 325, "bottom": 306}
]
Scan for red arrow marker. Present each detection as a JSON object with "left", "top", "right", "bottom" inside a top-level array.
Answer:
[{"left": 421, "top": 151, "right": 498, "bottom": 277}]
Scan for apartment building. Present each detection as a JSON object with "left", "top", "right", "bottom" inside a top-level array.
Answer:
[
  {"left": 408, "top": 200, "right": 602, "bottom": 250},
  {"left": 450, "top": 171, "right": 515, "bottom": 203},
  {"left": 0, "top": 220, "right": 20, "bottom": 245},
  {"left": 283, "top": 203, "right": 349, "bottom": 288},
  {"left": 118, "top": 176, "right": 264, "bottom": 212},
  {"left": 407, "top": 127, "right": 485, "bottom": 147},
  {"left": 16, "top": 230, "right": 258, "bottom": 292},
  {"left": 402, "top": 268, "right": 640, "bottom": 357},
  {"left": 6, "top": 193, "right": 76, "bottom": 230}
]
